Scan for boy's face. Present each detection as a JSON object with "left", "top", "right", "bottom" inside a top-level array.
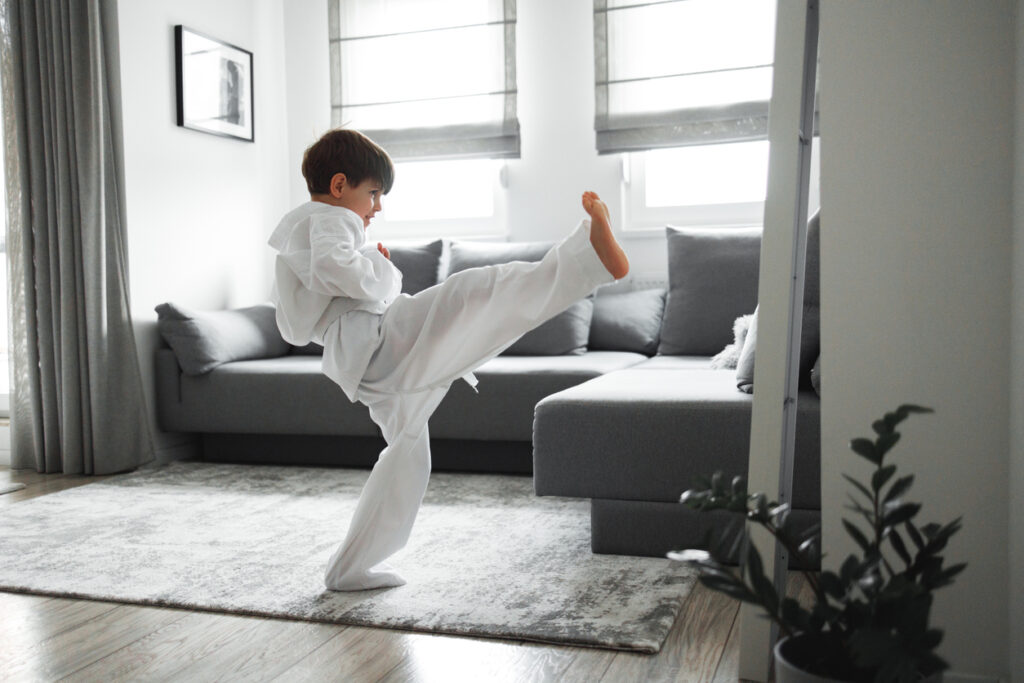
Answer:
[{"left": 335, "top": 176, "right": 383, "bottom": 229}]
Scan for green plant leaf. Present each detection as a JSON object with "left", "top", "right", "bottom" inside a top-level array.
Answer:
[
  {"left": 883, "top": 475, "right": 914, "bottom": 504},
  {"left": 905, "top": 520, "right": 925, "bottom": 550},
  {"left": 843, "top": 519, "right": 871, "bottom": 552},
  {"left": 896, "top": 404, "right": 935, "bottom": 418},
  {"left": 819, "top": 571, "right": 845, "bottom": 599},
  {"left": 850, "top": 438, "right": 880, "bottom": 464},
  {"left": 872, "top": 464, "right": 896, "bottom": 492},
  {"left": 875, "top": 431, "right": 901, "bottom": 460},
  {"left": 843, "top": 473, "right": 874, "bottom": 502},
  {"left": 888, "top": 528, "right": 912, "bottom": 567},
  {"left": 883, "top": 502, "right": 921, "bottom": 527}
]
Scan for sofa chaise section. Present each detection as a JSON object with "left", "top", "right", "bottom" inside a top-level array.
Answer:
[{"left": 533, "top": 355, "right": 820, "bottom": 559}]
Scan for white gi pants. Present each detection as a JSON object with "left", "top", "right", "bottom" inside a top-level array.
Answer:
[{"left": 322, "top": 218, "right": 613, "bottom": 590}]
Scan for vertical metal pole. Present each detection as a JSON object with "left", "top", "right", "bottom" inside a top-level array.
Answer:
[{"left": 738, "top": 1, "right": 819, "bottom": 679}]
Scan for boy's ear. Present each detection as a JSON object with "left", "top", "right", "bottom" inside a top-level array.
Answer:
[{"left": 328, "top": 173, "right": 347, "bottom": 198}]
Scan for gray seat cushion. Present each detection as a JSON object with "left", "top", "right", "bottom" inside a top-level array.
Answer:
[
  {"left": 533, "top": 361, "right": 820, "bottom": 509},
  {"left": 156, "top": 349, "right": 647, "bottom": 442}
]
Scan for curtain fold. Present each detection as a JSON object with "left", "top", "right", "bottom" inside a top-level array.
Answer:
[{"left": 0, "top": 0, "right": 154, "bottom": 474}]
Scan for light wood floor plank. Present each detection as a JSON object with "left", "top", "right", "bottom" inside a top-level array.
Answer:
[
  {"left": 143, "top": 612, "right": 341, "bottom": 683},
  {"left": 551, "top": 646, "right": 616, "bottom": 682},
  {"left": 273, "top": 625, "right": 416, "bottom": 682},
  {"left": 1, "top": 601, "right": 188, "bottom": 681}
]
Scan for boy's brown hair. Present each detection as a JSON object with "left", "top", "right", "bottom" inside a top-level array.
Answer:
[{"left": 301, "top": 129, "right": 395, "bottom": 196}]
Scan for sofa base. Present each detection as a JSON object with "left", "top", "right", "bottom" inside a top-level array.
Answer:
[
  {"left": 590, "top": 498, "right": 819, "bottom": 569},
  {"left": 201, "top": 433, "right": 534, "bottom": 474}
]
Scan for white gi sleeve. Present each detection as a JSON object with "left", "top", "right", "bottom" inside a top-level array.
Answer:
[{"left": 301, "top": 215, "right": 402, "bottom": 301}]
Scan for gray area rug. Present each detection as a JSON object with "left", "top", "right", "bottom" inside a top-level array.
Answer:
[{"left": 0, "top": 461, "right": 696, "bottom": 653}]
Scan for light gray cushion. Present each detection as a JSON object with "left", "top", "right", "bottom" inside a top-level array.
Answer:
[
  {"left": 533, "top": 364, "right": 821, "bottom": 508},
  {"left": 589, "top": 288, "right": 666, "bottom": 355},
  {"left": 446, "top": 239, "right": 593, "bottom": 356},
  {"left": 390, "top": 239, "right": 444, "bottom": 295},
  {"left": 658, "top": 225, "right": 762, "bottom": 356},
  {"left": 155, "top": 303, "right": 289, "bottom": 375}
]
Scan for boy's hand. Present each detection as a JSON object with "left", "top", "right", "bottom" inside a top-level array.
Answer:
[{"left": 377, "top": 242, "right": 390, "bottom": 260}]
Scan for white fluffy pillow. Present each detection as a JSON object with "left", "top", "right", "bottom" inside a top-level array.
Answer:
[{"left": 710, "top": 312, "right": 754, "bottom": 369}]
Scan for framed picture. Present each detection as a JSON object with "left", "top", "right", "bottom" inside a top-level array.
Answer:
[{"left": 175, "top": 25, "right": 254, "bottom": 142}]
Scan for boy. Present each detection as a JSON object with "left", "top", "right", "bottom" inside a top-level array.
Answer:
[{"left": 269, "top": 129, "right": 628, "bottom": 591}]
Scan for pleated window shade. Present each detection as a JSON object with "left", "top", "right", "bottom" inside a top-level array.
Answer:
[
  {"left": 594, "top": 0, "right": 777, "bottom": 154},
  {"left": 329, "top": 0, "right": 520, "bottom": 161}
]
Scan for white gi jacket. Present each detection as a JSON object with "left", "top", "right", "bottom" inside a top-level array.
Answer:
[{"left": 268, "top": 201, "right": 402, "bottom": 400}]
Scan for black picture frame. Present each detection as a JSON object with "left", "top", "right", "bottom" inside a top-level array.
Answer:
[{"left": 174, "top": 25, "right": 255, "bottom": 142}]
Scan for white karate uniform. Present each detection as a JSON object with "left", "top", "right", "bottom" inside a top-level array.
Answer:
[{"left": 269, "top": 201, "right": 613, "bottom": 591}]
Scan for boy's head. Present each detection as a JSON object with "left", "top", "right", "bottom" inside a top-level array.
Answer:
[
  {"left": 302, "top": 129, "right": 394, "bottom": 195},
  {"left": 302, "top": 129, "right": 394, "bottom": 228}
]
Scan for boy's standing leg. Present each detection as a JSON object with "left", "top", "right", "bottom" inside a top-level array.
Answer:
[{"left": 323, "top": 193, "right": 627, "bottom": 591}]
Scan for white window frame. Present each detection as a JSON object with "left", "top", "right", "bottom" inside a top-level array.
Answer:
[{"left": 621, "top": 151, "right": 766, "bottom": 238}]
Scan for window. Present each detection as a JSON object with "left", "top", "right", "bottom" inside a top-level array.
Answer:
[
  {"left": 328, "top": 0, "right": 518, "bottom": 237},
  {"left": 373, "top": 158, "right": 507, "bottom": 239},
  {"left": 593, "top": 0, "right": 779, "bottom": 232}
]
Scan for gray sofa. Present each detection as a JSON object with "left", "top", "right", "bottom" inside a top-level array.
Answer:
[{"left": 154, "top": 217, "right": 821, "bottom": 560}]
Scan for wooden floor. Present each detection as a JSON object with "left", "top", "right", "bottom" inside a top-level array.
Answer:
[{"left": 0, "top": 465, "right": 805, "bottom": 682}]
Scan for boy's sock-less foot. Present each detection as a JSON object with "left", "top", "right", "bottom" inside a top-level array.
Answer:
[{"left": 581, "top": 191, "right": 629, "bottom": 279}]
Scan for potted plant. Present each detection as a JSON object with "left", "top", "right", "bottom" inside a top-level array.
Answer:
[{"left": 670, "top": 405, "right": 965, "bottom": 682}]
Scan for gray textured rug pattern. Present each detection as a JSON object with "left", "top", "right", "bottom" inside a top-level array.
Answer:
[{"left": 0, "top": 461, "right": 695, "bottom": 652}]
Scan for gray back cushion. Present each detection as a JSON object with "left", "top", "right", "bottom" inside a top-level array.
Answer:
[
  {"left": 589, "top": 288, "right": 666, "bottom": 355},
  {"left": 156, "top": 303, "right": 290, "bottom": 375},
  {"left": 390, "top": 239, "right": 444, "bottom": 295},
  {"left": 446, "top": 239, "right": 593, "bottom": 356},
  {"left": 658, "top": 226, "right": 762, "bottom": 356}
]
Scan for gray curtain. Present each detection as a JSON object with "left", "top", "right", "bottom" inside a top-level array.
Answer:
[{"left": 0, "top": 0, "right": 154, "bottom": 474}]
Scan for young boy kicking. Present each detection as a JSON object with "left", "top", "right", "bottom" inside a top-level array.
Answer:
[{"left": 269, "top": 129, "right": 629, "bottom": 591}]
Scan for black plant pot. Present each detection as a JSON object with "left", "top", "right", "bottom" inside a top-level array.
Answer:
[
  {"left": 773, "top": 635, "right": 943, "bottom": 683},
  {"left": 774, "top": 635, "right": 849, "bottom": 683}
]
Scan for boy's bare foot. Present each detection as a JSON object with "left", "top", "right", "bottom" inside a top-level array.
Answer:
[{"left": 581, "top": 191, "right": 629, "bottom": 279}]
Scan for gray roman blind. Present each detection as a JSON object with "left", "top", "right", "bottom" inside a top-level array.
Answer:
[
  {"left": 329, "top": 0, "right": 520, "bottom": 161},
  {"left": 594, "top": 0, "right": 777, "bottom": 154}
]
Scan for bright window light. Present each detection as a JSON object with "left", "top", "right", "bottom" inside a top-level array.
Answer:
[
  {"left": 380, "top": 159, "right": 496, "bottom": 222},
  {"left": 644, "top": 140, "right": 770, "bottom": 208}
]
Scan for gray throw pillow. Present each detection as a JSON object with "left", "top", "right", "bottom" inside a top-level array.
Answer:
[
  {"left": 389, "top": 239, "right": 444, "bottom": 295},
  {"left": 658, "top": 225, "right": 762, "bottom": 356},
  {"left": 446, "top": 239, "right": 593, "bottom": 356},
  {"left": 589, "top": 288, "right": 666, "bottom": 355},
  {"left": 155, "top": 303, "right": 289, "bottom": 375}
]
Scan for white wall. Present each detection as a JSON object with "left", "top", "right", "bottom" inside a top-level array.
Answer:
[
  {"left": 1010, "top": 2, "right": 1024, "bottom": 679},
  {"left": 117, "top": 0, "right": 290, "bottom": 459},
  {"left": 820, "top": 2, "right": 1013, "bottom": 679}
]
